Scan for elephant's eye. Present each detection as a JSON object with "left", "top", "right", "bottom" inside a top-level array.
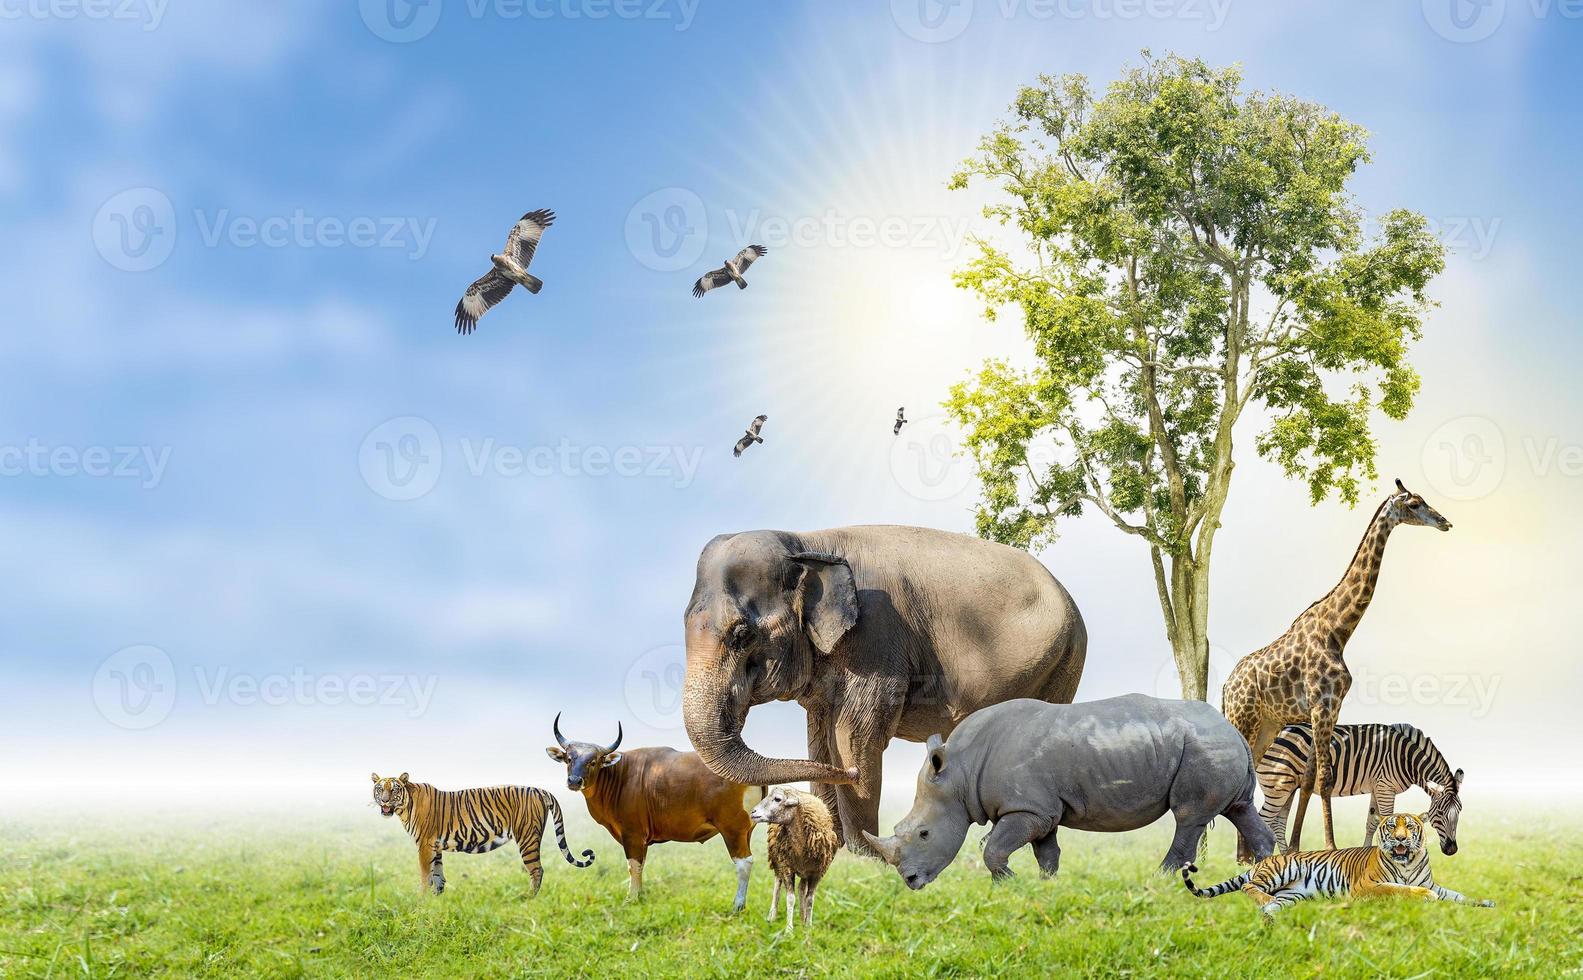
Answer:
[
  {"left": 919, "top": 829, "right": 930, "bottom": 840},
  {"left": 726, "top": 623, "right": 753, "bottom": 651}
]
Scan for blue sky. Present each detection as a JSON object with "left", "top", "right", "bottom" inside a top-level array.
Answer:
[{"left": 3, "top": 2, "right": 1580, "bottom": 808}]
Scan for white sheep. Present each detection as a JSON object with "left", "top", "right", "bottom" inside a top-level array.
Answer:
[{"left": 750, "top": 787, "right": 839, "bottom": 933}]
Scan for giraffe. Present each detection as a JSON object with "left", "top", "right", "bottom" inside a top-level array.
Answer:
[{"left": 1221, "top": 479, "right": 1452, "bottom": 860}]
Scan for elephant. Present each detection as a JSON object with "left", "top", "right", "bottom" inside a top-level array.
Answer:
[{"left": 681, "top": 524, "right": 1087, "bottom": 852}]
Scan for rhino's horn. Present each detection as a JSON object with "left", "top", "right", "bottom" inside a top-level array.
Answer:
[{"left": 862, "top": 830, "right": 901, "bottom": 866}]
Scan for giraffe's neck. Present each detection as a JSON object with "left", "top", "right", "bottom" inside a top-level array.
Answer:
[{"left": 1311, "top": 503, "right": 1401, "bottom": 645}]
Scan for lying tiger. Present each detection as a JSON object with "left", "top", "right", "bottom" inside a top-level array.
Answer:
[
  {"left": 1182, "top": 813, "right": 1493, "bottom": 919},
  {"left": 371, "top": 772, "right": 594, "bottom": 895}
]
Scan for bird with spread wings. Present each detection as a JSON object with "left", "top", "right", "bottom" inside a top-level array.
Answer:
[
  {"left": 893, "top": 407, "right": 908, "bottom": 435},
  {"left": 733, "top": 415, "right": 768, "bottom": 457},
  {"left": 454, "top": 209, "right": 556, "bottom": 335},
  {"left": 692, "top": 245, "right": 768, "bottom": 298}
]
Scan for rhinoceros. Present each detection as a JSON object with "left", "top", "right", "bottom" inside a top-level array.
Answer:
[{"left": 862, "top": 694, "right": 1274, "bottom": 887}]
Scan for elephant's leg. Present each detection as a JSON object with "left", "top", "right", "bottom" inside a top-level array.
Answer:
[
  {"left": 830, "top": 714, "right": 890, "bottom": 855},
  {"left": 982, "top": 811, "right": 1049, "bottom": 880},
  {"left": 805, "top": 710, "right": 845, "bottom": 847}
]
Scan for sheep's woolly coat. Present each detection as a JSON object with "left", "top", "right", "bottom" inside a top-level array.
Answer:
[{"left": 766, "top": 791, "right": 839, "bottom": 883}]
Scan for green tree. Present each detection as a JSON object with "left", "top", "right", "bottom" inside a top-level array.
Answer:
[{"left": 945, "top": 53, "right": 1444, "bottom": 699}]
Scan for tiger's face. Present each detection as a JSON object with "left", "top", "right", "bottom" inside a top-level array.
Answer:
[
  {"left": 1379, "top": 813, "right": 1427, "bottom": 866},
  {"left": 371, "top": 772, "right": 411, "bottom": 818}
]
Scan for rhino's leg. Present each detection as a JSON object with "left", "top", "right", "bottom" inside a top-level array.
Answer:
[
  {"left": 983, "top": 812, "right": 1050, "bottom": 880},
  {"left": 1162, "top": 818, "right": 1209, "bottom": 874},
  {"left": 1031, "top": 828, "right": 1062, "bottom": 878},
  {"left": 1224, "top": 798, "right": 1275, "bottom": 863}
]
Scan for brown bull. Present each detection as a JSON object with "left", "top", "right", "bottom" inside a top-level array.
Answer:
[{"left": 547, "top": 715, "right": 764, "bottom": 910}]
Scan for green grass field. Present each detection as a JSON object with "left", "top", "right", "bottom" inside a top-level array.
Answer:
[{"left": 3, "top": 806, "right": 1579, "bottom": 978}]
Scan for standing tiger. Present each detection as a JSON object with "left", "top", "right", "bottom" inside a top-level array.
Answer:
[
  {"left": 1182, "top": 813, "right": 1493, "bottom": 919},
  {"left": 371, "top": 772, "right": 594, "bottom": 895},
  {"left": 1257, "top": 722, "right": 1465, "bottom": 854}
]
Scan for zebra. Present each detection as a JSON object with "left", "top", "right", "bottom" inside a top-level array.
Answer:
[{"left": 1256, "top": 723, "right": 1465, "bottom": 855}]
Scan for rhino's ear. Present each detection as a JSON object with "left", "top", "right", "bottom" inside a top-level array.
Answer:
[{"left": 926, "top": 734, "right": 947, "bottom": 781}]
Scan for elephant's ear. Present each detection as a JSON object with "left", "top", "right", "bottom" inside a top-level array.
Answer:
[{"left": 789, "top": 551, "right": 858, "bottom": 655}]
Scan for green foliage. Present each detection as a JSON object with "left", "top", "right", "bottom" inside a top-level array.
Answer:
[
  {"left": 947, "top": 53, "right": 1444, "bottom": 552},
  {"left": 1, "top": 809, "right": 1574, "bottom": 977}
]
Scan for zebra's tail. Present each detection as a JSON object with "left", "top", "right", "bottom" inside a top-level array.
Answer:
[
  {"left": 545, "top": 792, "right": 595, "bottom": 867},
  {"left": 1181, "top": 862, "right": 1252, "bottom": 899}
]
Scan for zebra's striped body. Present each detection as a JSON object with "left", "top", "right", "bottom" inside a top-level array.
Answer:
[
  {"left": 1182, "top": 813, "right": 1492, "bottom": 919},
  {"left": 1256, "top": 723, "right": 1465, "bottom": 853},
  {"left": 372, "top": 773, "right": 594, "bottom": 895}
]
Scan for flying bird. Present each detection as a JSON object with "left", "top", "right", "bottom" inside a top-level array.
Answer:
[
  {"left": 454, "top": 209, "right": 555, "bottom": 335},
  {"left": 733, "top": 415, "right": 768, "bottom": 457},
  {"left": 692, "top": 245, "right": 768, "bottom": 298},
  {"left": 893, "top": 407, "right": 908, "bottom": 436}
]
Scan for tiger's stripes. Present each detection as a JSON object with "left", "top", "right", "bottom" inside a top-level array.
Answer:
[
  {"left": 1181, "top": 813, "right": 1492, "bottom": 919},
  {"left": 1257, "top": 723, "right": 1464, "bottom": 852},
  {"left": 372, "top": 773, "right": 594, "bottom": 895}
]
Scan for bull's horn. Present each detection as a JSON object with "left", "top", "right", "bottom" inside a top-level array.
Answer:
[
  {"left": 606, "top": 721, "right": 623, "bottom": 754},
  {"left": 553, "top": 712, "right": 570, "bottom": 750},
  {"left": 861, "top": 830, "right": 901, "bottom": 866}
]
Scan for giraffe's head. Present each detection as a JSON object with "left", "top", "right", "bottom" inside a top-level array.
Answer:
[{"left": 1388, "top": 479, "right": 1453, "bottom": 532}]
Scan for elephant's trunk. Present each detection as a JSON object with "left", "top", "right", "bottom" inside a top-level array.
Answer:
[{"left": 682, "top": 659, "right": 857, "bottom": 787}]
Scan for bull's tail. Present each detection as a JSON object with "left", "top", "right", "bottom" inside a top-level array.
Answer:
[
  {"left": 545, "top": 792, "right": 595, "bottom": 867},
  {"left": 1181, "top": 862, "right": 1251, "bottom": 899}
]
